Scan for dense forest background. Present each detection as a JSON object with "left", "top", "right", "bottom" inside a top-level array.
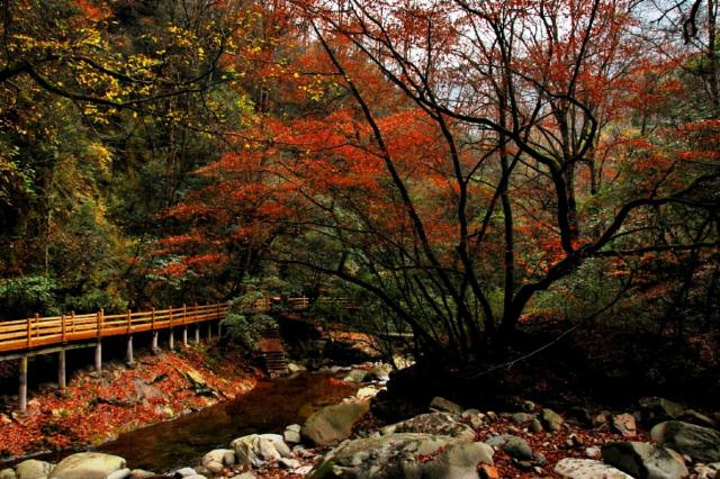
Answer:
[{"left": 1, "top": 0, "right": 718, "bottom": 366}]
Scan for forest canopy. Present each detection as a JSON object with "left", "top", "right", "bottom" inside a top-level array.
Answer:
[{"left": 1, "top": 0, "right": 718, "bottom": 365}]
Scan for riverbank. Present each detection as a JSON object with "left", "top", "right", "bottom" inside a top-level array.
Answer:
[{"left": 0, "top": 342, "right": 258, "bottom": 459}]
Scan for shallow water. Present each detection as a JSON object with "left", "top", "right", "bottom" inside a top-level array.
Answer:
[
  {"left": 95, "top": 372, "right": 356, "bottom": 471},
  {"left": 1, "top": 372, "right": 356, "bottom": 472}
]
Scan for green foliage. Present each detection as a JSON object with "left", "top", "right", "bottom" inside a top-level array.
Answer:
[
  {"left": 0, "top": 275, "right": 59, "bottom": 317},
  {"left": 221, "top": 290, "right": 278, "bottom": 352}
]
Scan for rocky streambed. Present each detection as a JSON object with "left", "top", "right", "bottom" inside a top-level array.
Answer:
[{"left": 2, "top": 362, "right": 720, "bottom": 479}]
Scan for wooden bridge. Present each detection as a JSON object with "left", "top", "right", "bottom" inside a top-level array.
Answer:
[
  {"left": 0, "top": 303, "right": 230, "bottom": 413},
  {"left": 0, "top": 295, "right": 362, "bottom": 412}
]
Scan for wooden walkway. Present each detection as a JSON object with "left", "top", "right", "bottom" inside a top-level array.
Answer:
[{"left": 0, "top": 303, "right": 229, "bottom": 355}]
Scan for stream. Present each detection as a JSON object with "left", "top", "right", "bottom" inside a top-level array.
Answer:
[
  {"left": 96, "top": 372, "right": 356, "bottom": 471},
  {"left": 5, "top": 372, "right": 357, "bottom": 473}
]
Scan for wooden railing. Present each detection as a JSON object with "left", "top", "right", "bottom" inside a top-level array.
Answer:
[{"left": 0, "top": 303, "right": 230, "bottom": 354}]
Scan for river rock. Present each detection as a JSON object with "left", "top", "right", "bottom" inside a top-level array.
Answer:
[
  {"left": 231, "top": 434, "right": 292, "bottom": 467},
  {"left": 48, "top": 453, "right": 125, "bottom": 479},
  {"left": 343, "top": 369, "right": 368, "bottom": 383},
  {"left": 541, "top": 408, "right": 564, "bottom": 431},
  {"left": 284, "top": 424, "right": 302, "bottom": 444},
  {"left": 382, "top": 412, "right": 475, "bottom": 441},
  {"left": 369, "top": 363, "right": 392, "bottom": 381},
  {"left": 555, "top": 458, "right": 634, "bottom": 479},
  {"left": 302, "top": 401, "right": 370, "bottom": 446},
  {"left": 0, "top": 469, "right": 15, "bottom": 479},
  {"left": 511, "top": 413, "right": 535, "bottom": 426},
  {"left": 613, "top": 413, "right": 638, "bottom": 437},
  {"left": 308, "top": 433, "right": 493, "bottom": 479},
  {"left": 530, "top": 418, "right": 544, "bottom": 433},
  {"left": 429, "top": 397, "right": 464, "bottom": 415},
  {"left": 356, "top": 385, "right": 383, "bottom": 399},
  {"left": 128, "top": 470, "right": 155, "bottom": 479},
  {"left": 202, "top": 449, "right": 235, "bottom": 468},
  {"left": 602, "top": 441, "right": 689, "bottom": 479},
  {"left": 640, "top": 397, "right": 685, "bottom": 424},
  {"left": 104, "top": 469, "right": 131, "bottom": 479},
  {"left": 16, "top": 460, "right": 53, "bottom": 479},
  {"left": 651, "top": 421, "right": 720, "bottom": 462},
  {"left": 502, "top": 435, "right": 533, "bottom": 460},
  {"left": 175, "top": 467, "right": 198, "bottom": 477}
]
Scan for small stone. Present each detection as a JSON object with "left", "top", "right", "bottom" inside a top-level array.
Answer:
[
  {"left": 0, "top": 469, "right": 16, "bottom": 479},
  {"left": 174, "top": 467, "right": 197, "bottom": 477},
  {"left": 277, "top": 458, "right": 300, "bottom": 469},
  {"left": 104, "top": 470, "right": 131, "bottom": 479},
  {"left": 555, "top": 459, "right": 634, "bottom": 479},
  {"left": 530, "top": 418, "right": 544, "bottom": 433},
  {"left": 613, "top": 413, "right": 638, "bottom": 437},
  {"left": 16, "top": 459, "right": 53, "bottom": 479},
  {"left": 522, "top": 400, "right": 536, "bottom": 412},
  {"left": 502, "top": 435, "right": 533, "bottom": 460},
  {"left": 468, "top": 413, "right": 486, "bottom": 430},
  {"left": 511, "top": 413, "right": 534, "bottom": 425},
  {"left": 461, "top": 408, "right": 481, "bottom": 418},
  {"left": 586, "top": 446, "right": 602, "bottom": 458},
  {"left": 486, "top": 411, "right": 498, "bottom": 422},
  {"left": 541, "top": 408, "right": 564, "bottom": 432}
]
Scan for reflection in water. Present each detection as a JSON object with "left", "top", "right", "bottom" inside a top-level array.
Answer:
[{"left": 97, "top": 373, "right": 356, "bottom": 471}]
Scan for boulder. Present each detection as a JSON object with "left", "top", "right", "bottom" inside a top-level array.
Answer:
[
  {"left": 602, "top": 441, "right": 689, "bottom": 479},
  {"left": 651, "top": 421, "right": 720, "bottom": 462},
  {"left": 302, "top": 401, "right": 370, "bottom": 446},
  {"left": 16, "top": 460, "right": 53, "bottom": 479},
  {"left": 0, "top": 469, "right": 16, "bottom": 479},
  {"left": 174, "top": 468, "right": 198, "bottom": 477},
  {"left": 697, "top": 463, "right": 720, "bottom": 479},
  {"left": 231, "top": 434, "right": 292, "bottom": 467},
  {"left": 429, "top": 397, "right": 464, "bottom": 416},
  {"left": 382, "top": 412, "right": 476, "bottom": 441},
  {"left": 308, "top": 433, "right": 493, "bottom": 479},
  {"left": 555, "top": 458, "right": 634, "bottom": 479},
  {"left": 541, "top": 408, "right": 564, "bottom": 432},
  {"left": 48, "top": 453, "right": 125, "bottom": 479},
  {"left": 613, "top": 414, "right": 638, "bottom": 437}
]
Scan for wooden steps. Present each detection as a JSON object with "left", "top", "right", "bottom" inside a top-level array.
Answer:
[{"left": 257, "top": 325, "right": 290, "bottom": 378}]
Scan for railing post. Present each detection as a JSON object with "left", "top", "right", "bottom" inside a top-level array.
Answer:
[
  {"left": 61, "top": 314, "right": 66, "bottom": 343},
  {"left": 34, "top": 313, "right": 39, "bottom": 342},
  {"left": 26, "top": 316, "right": 32, "bottom": 349},
  {"left": 95, "top": 309, "right": 103, "bottom": 372},
  {"left": 127, "top": 309, "right": 132, "bottom": 334},
  {"left": 151, "top": 307, "right": 159, "bottom": 352},
  {"left": 71, "top": 311, "right": 76, "bottom": 334}
]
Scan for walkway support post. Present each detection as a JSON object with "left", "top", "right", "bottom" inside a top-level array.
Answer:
[
  {"left": 151, "top": 307, "right": 159, "bottom": 352},
  {"left": 126, "top": 335, "right": 134, "bottom": 364},
  {"left": 195, "top": 325, "right": 200, "bottom": 344},
  {"left": 19, "top": 355, "right": 28, "bottom": 412},
  {"left": 182, "top": 304, "right": 188, "bottom": 346},
  {"left": 58, "top": 348, "right": 66, "bottom": 390},
  {"left": 95, "top": 309, "right": 103, "bottom": 372},
  {"left": 169, "top": 307, "right": 174, "bottom": 350}
]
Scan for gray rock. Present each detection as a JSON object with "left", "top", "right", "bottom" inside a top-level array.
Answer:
[
  {"left": 104, "top": 469, "right": 131, "bottom": 479},
  {"left": 697, "top": 463, "right": 720, "bottom": 479},
  {"left": 181, "top": 476, "right": 206, "bottom": 479},
  {"left": 175, "top": 468, "right": 197, "bottom": 477},
  {"left": 284, "top": 429, "right": 302, "bottom": 444},
  {"left": 48, "top": 453, "right": 126, "bottom": 479},
  {"left": 230, "top": 473, "right": 255, "bottom": 479},
  {"left": 530, "top": 418, "right": 544, "bottom": 433},
  {"left": 541, "top": 408, "right": 564, "bottom": 432},
  {"left": 202, "top": 449, "right": 235, "bottom": 468},
  {"left": 429, "top": 397, "right": 464, "bottom": 416},
  {"left": 502, "top": 435, "right": 533, "bottom": 460},
  {"left": 302, "top": 401, "right": 370, "bottom": 446},
  {"left": 585, "top": 446, "right": 601, "bottom": 458},
  {"left": 485, "top": 435, "right": 507, "bottom": 448},
  {"left": 683, "top": 409, "right": 718, "bottom": 429},
  {"left": 384, "top": 412, "right": 476, "bottom": 441},
  {"left": 511, "top": 413, "right": 535, "bottom": 426},
  {"left": 369, "top": 363, "right": 392, "bottom": 382},
  {"left": 640, "top": 397, "right": 685, "bottom": 424},
  {"left": 602, "top": 441, "right": 688, "bottom": 479},
  {"left": 555, "top": 458, "right": 634, "bottom": 479},
  {"left": 308, "top": 433, "right": 493, "bottom": 479},
  {"left": 651, "top": 421, "right": 720, "bottom": 462},
  {"left": 467, "top": 413, "right": 486, "bottom": 430},
  {"left": 277, "top": 458, "right": 300, "bottom": 469},
  {"left": 343, "top": 369, "right": 368, "bottom": 383},
  {"left": 231, "top": 434, "right": 292, "bottom": 467},
  {"left": 461, "top": 409, "right": 481, "bottom": 418},
  {"left": 613, "top": 413, "right": 638, "bottom": 437},
  {"left": 16, "top": 460, "right": 53, "bottom": 479}
]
